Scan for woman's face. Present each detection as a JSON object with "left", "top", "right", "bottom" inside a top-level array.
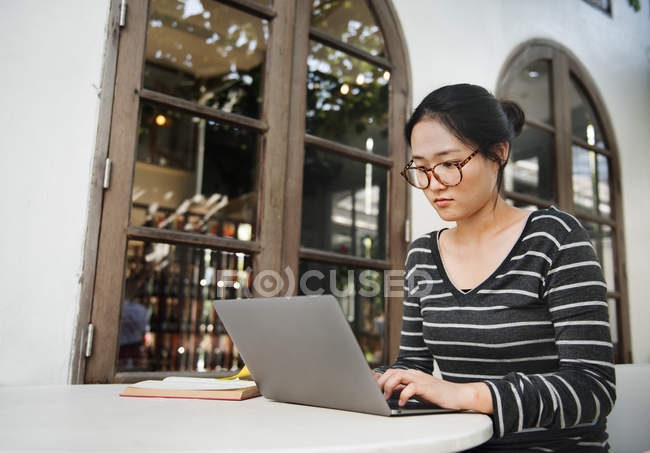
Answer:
[{"left": 409, "top": 118, "right": 500, "bottom": 222}]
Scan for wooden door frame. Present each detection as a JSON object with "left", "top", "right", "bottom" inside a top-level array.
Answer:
[{"left": 73, "top": 0, "right": 412, "bottom": 383}]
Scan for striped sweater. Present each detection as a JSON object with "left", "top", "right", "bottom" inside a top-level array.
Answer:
[{"left": 378, "top": 206, "right": 616, "bottom": 452}]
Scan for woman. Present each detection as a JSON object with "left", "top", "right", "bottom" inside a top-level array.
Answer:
[{"left": 374, "top": 84, "right": 616, "bottom": 451}]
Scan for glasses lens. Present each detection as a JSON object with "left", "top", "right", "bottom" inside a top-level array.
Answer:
[
  {"left": 434, "top": 164, "right": 462, "bottom": 186},
  {"left": 404, "top": 168, "right": 429, "bottom": 188}
]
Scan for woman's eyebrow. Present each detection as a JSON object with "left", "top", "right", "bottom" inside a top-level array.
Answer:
[{"left": 412, "top": 148, "right": 463, "bottom": 160}]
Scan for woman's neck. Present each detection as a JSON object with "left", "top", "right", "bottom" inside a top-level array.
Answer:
[{"left": 451, "top": 195, "right": 524, "bottom": 246}]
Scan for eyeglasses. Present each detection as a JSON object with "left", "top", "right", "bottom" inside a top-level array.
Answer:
[{"left": 400, "top": 149, "right": 480, "bottom": 189}]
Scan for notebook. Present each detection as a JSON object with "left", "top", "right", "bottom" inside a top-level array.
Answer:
[{"left": 213, "top": 295, "right": 459, "bottom": 416}]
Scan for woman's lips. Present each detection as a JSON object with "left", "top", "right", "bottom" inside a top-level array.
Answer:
[{"left": 434, "top": 198, "right": 452, "bottom": 207}]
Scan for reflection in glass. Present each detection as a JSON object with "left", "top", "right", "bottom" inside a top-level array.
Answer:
[
  {"left": 310, "top": 0, "right": 385, "bottom": 56},
  {"left": 131, "top": 102, "right": 259, "bottom": 240},
  {"left": 144, "top": 0, "right": 269, "bottom": 118},
  {"left": 298, "top": 260, "right": 385, "bottom": 367},
  {"left": 569, "top": 76, "right": 606, "bottom": 148},
  {"left": 572, "top": 146, "right": 611, "bottom": 217},
  {"left": 504, "top": 126, "right": 554, "bottom": 200},
  {"left": 505, "top": 59, "right": 552, "bottom": 124},
  {"left": 117, "top": 240, "right": 253, "bottom": 373},
  {"left": 301, "top": 147, "right": 387, "bottom": 259},
  {"left": 306, "top": 41, "right": 389, "bottom": 155},
  {"left": 582, "top": 221, "right": 616, "bottom": 292}
]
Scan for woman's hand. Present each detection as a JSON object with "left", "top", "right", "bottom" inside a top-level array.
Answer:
[{"left": 375, "top": 368, "right": 493, "bottom": 413}]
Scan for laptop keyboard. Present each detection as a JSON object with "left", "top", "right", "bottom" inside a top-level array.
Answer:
[{"left": 387, "top": 398, "right": 443, "bottom": 410}]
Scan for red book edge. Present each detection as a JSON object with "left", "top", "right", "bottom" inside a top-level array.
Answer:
[{"left": 119, "top": 392, "right": 261, "bottom": 401}]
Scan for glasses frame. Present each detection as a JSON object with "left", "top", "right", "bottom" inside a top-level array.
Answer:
[{"left": 400, "top": 148, "right": 480, "bottom": 189}]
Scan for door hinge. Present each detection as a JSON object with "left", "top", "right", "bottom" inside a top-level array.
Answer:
[
  {"left": 85, "top": 323, "right": 95, "bottom": 358},
  {"left": 405, "top": 219, "right": 411, "bottom": 243},
  {"left": 119, "top": 0, "right": 127, "bottom": 27},
  {"left": 103, "top": 158, "right": 112, "bottom": 189}
]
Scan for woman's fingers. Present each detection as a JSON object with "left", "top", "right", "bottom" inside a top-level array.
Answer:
[
  {"left": 398, "top": 383, "right": 418, "bottom": 406},
  {"left": 381, "top": 371, "right": 413, "bottom": 399}
]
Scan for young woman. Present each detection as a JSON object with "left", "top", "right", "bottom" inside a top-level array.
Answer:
[{"left": 375, "top": 84, "right": 616, "bottom": 451}]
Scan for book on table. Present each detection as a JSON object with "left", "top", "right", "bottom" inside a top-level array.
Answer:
[{"left": 120, "top": 376, "right": 260, "bottom": 400}]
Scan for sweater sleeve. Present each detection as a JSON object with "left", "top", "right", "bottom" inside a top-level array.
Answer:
[
  {"left": 375, "top": 240, "right": 435, "bottom": 374},
  {"left": 483, "top": 223, "right": 616, "bottom": 437}
]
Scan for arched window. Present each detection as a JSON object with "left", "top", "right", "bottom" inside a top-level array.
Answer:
[
  {"left": 77, "top": 0, "right": 410, "bottom": 382},
  {"left": 497, "top": 40, "right": 630, "bottom": 362}
]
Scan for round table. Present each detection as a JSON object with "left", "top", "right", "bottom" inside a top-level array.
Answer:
[{"left": 0, "top": 384, "right": 493, "bottom": 452}]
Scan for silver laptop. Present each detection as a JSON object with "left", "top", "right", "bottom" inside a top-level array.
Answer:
[{"left": 213, "top": 295, "right": 457, "bottom": 416}]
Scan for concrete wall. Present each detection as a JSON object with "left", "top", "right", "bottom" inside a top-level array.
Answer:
[
  {"left": 393, "top": 0, "right": 650, "bottom": 362},
  {"left": 0, "top": 1, "right": 110, "bottom": 384}
]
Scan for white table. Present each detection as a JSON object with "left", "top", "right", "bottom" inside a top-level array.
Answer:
[{"left": 0, "top": 384, "right": 493, "bottom": 452}]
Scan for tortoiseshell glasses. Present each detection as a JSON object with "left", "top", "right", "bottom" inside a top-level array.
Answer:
[{"left": 400, "top": 149, "right": 480, "bottom": 189}]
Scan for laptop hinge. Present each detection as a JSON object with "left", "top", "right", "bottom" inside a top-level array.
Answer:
[{"left": 85, "top": 323, "right": 94, "bottom": 358}]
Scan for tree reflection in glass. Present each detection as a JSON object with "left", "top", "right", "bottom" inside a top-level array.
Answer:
[
  {"left": 306, "top": 41, "right": 389, "bottom": 154},
  {"left": 144, "top": 0, "right": 269, "bottom": 118}
]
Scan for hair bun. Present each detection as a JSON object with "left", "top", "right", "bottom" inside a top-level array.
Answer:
[{"left": 500, "top": 100, "right": 525, "bottom": 137}]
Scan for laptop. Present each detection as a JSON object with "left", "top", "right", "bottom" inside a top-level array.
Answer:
[{"left": 213, "top": 295, "right": 458, "bottom": 416}]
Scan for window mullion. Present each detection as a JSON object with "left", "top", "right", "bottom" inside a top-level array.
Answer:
[
  {"left": 279, "top": 0, "right": 312, "bottom": 286},
  {"left": 252, "top": 0, "right": 299, "bottom": 290},
  {"left": 551, "top": 50, "right": 573, "bottom": 212}
]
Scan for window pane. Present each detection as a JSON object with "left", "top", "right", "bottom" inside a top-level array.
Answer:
[
  {"left": 298, "top": 260, "right": 385, "bottom": 367},
  {"left": 301, "top": 147, "right": 387, "bottom": 259},
  {"left": 144, "top": 0, "right": 269, "bottom": 118},
  {"left": 117, "top": 240, "right": 253, "bottom": 373},
  {"left": 572, "top": 146, "right": 612, "bottom": 218},
  {"left": 306, "top": 41, "right": 389, "bottom": 155},
  {"left": 131, "top": 102, "right": 259, "bottom": 241},
  {"left": 310, "top": 0, "right": 385, "bottom": 57},
  {"left": 569, "top": 76, "right": 607, "bottom": 148},
  {"left": 582, "top": 221, "right": 616, "bottom": 292},
  {"left": 504, "top": 126, "right": 554, "bottom": 200},
  {"left": 505, "top": 59, "right": 552, "bottom": 125}
]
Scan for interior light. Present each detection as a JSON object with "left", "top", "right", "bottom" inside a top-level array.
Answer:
[
  {"left": 355, "top": 74, "right": 365, "bottom": 85},
  {"left": 155, "top": 114, "right": 167, "bottom": 126},
  {"left": 340, "top": 83, "right": 350, "bottom": 95},
  {"left": 383, "top": 71, "right": 391, "bottom": 81},
  {"left": 586, "top": 124, "right": 596, "bottom": 146},
  {"left": 237, "top": 223, "right": 252, "bottom": 241},
  {"left": 177, "top": 346, "right": 185, "bottom": 354},
  {"left": 217, "top": 280, "right": 224, "bottom": 288},
  {"left": 365, "top": 138, "right": 374, "bottom": 152}
]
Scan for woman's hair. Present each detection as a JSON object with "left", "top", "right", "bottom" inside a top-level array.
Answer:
[{"left": 404, "top": 84, "right": 525, "bottom": 192}]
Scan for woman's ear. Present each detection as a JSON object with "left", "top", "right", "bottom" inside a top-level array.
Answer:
[{"left": 494, "top": 142, "right": 510, "bottom": 166}]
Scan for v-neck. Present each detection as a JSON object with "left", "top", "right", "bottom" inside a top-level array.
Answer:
[{"left": 430, "top": 212, "right": 534, "bottom": 297}]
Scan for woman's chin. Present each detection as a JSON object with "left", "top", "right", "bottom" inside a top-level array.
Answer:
[{"left": 430, "top": 203, "right": 459, "bottom": 222}]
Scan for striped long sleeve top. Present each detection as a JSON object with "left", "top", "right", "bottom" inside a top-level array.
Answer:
[{"left": 378, "top": 206, "right": 616, "bottom": 452}]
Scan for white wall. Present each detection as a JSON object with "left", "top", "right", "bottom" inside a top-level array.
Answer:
[
  {"left": 0, "top": 1, "right": 110, "bottom": 384},
  {"left": 393, "top": 0, "right": 650, "bottom": 362}
]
